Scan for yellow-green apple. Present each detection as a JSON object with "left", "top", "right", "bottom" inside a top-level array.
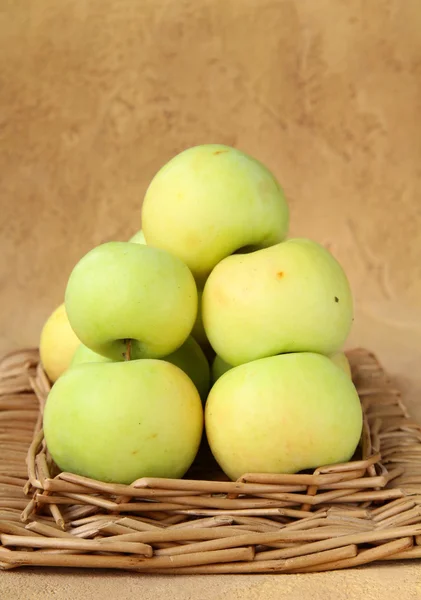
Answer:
[
  {"left": 65, "top": 242, "right": 197, "bottom": 361},
  {"left": 211, "top": 355, "right": 233, "bottom": 384},
  {"left": 330, "top": 351, "right": 352, "bottom": 378},
  {"left": 211, "top": 351, "right": 351, "bottom": 385},
  {"left": 71, "top": 344, "right": 112, "bottom": 367},
  {"left": 44, "top": 359, "right": 203, "bottom": 483},
  {"left": 205, "top": 352, "right": 363, "bottom": 481},
  {"left": 127, "top": 229, "right": 212, "bottom": 358},
  {"left": 164, "top": 337, "right": 210, "bottom": 402},
  {"left": 203, "top": 238, "right": 353, "bottom": 365},
  {"left": 39, "top": 303, "right": 81, "bottom": 382},
  {"left": 142, "top": 144, "right": 289, "bottom": 284},
  {"left": 129, "top": 230, "right": 146, "bottom": 244},
  {"left": 72, "top": 337, "right": 210, "bottom": 403},
  {"left": 191, "top": 285, "right": 215, "bottom": 362},
  {"left": 191, "top": 286, "right": 206, "bottom": 346}
]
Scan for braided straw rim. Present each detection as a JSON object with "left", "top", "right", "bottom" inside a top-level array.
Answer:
[{"left": 0, "top": 347, "right": 420, "bottom": 573}]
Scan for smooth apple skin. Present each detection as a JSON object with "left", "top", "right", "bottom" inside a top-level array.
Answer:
[
  {"left": 128, "top": 229, "right": 212, "bottom": 356},
  {"left": 164, "top": 337, "right": 210, "bottom": 403},
  {"left": 71, "top": 337, "right": 210, "bottom": 403},
  {"left": 211, "top": 355, "right": 233, "bottom": 384},
  {"left": 40, "top": 303, "right": 81, "bottom": 382},
  {"left": 71, "top": 344, "right": 112, "bottom": 367},
  {"left": 329, "top": 351, "right": 352, "bottom": 378},
  {"left": 65, "top": 242, "right": 197, "bottom": 361},
  {"left": 203, "top": 238, "right": 353, "bottom": 366},
  {"left": 191, "top": 285, "right": 207, "bottom": 347},
  {"left": 205, "top": 352, "right": 363, "bottom": 481},
  {"left": 211, "top": 352, "right": 351, "bottom": 385},
  {"left": 129, "top": 230, "right": 146, "bottom": 244},
  {"left": 44, "top": 359, "right": 204, "bottom": 484},
  {"left": 142, "top": 144, "right": 289, "bottom": 283},
  {"left": 191, "top": 285, "right": 215, "bottom": 362}
]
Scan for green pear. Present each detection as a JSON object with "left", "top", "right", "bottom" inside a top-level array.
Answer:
[
  {"left": 203, "top": 238, "right": 353, "bottom": 365},
  {"left": 211, "top": 355, "right": 233, "bottom": 383},
  {"left": 205, "top": 352, "right": 363, "bottom": 481},
  {"left": 329, "top": 351, "right": 352, "bottom": 378},
  {"left": 142, "top": 144, "right": 289, "bottom": 284},
  {"left": 129, "top": 230, "right": 146, "bottom": 244},
  {"left": 71, "top": 338, "right": 210, "bottom": 403},
  {"left": 44, "top": 359, "right": 203, "bottom": 484},
  {"left": 65, "top": 242, "right": 197, "bottom": 361}
]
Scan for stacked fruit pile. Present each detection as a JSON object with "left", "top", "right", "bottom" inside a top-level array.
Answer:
[{"left": 40, "top": 144, "right": 363, "bottom": 484}]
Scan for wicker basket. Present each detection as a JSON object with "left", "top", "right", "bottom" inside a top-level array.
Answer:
[{"left": 0, "top": 347, "right": 420, "bottom": 573}]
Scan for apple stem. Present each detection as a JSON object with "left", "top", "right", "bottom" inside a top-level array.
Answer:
[{"left": 124, "top": 339, "right": 132, "bottom": 361}]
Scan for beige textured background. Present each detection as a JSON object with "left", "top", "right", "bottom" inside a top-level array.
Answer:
[{"left": 1, "top": 1, "right": 421, "bottom": 596}]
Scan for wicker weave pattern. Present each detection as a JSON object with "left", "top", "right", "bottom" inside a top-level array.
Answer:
[{"left": 0, "top": 348, "right": 420, "bottom": 573}]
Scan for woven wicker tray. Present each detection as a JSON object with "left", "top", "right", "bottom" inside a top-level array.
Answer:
[{"left": 0, "top": 347, "right": 420, "bottom": 573}]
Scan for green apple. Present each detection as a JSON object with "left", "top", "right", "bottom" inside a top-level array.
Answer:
[
  {"left": 203, "top": 238, "right": 353, "bottom": 366},
  {"left": 128, "top": 226, "right": 212, "bottom": 358},
  {"left": 329, "top": 351, "right": 352, "bottom": 378},
  {"left": 211, "top": 351, "right": 351, "bottom": 385},
  {"left": 142, "top": 144, "right": 289, "bottom": 284},
  {"left": 182, "top": 284, "right": 215, "bottom": 361},
  {"left": 71, "top": 337, "right": 210, "bottom": 403},
  {"left": 126, "top": 229, "right": 213, "bottom": 362},
  {"left": 211, "top": 355, "right": 233, "bottom": 384},
  {"left": 129, "top": 230, "right": 146, "bottom": 244},
  {"left": 190, "top": 285, "right": 215, "bottom": 362},
  {"left": 65, "top": 242, "right": 197, "bottom": 361},
  {"left": 44, "top": 359, "right": 203, "bottom": 483},
  {"left": 39, "top": 303, "right": 81, "bottom": 382},
  {"left": 205, "top": 352, "right": 363, "bottom": 481},
  {"left": 71, "top": 344, "right": 112, "bottom": 367},
  {"left": 191, "top": 285, "right": 206, "bottom": 346},
  {"left": 164, "top": 337, "right": 210, "bottom": 403}
]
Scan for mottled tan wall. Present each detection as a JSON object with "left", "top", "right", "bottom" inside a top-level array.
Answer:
[{"left": 1, "top": 0, "right": 421, "bottom": 413}]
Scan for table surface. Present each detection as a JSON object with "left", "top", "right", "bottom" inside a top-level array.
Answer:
[{"left": 1, "top": 562, "right": 420, "bottom": 600}]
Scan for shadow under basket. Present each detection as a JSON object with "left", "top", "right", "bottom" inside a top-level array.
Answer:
[{"left": 0, "top": 348, "right": 420, "bottom": 574}]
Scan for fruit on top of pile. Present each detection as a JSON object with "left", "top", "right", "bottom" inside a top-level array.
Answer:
[
  {"left": 41, "top": 144, "right": 362, "bottom": 485},
  {"left": 141, "top": 144, "right": 290, "bottom": 284}
]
